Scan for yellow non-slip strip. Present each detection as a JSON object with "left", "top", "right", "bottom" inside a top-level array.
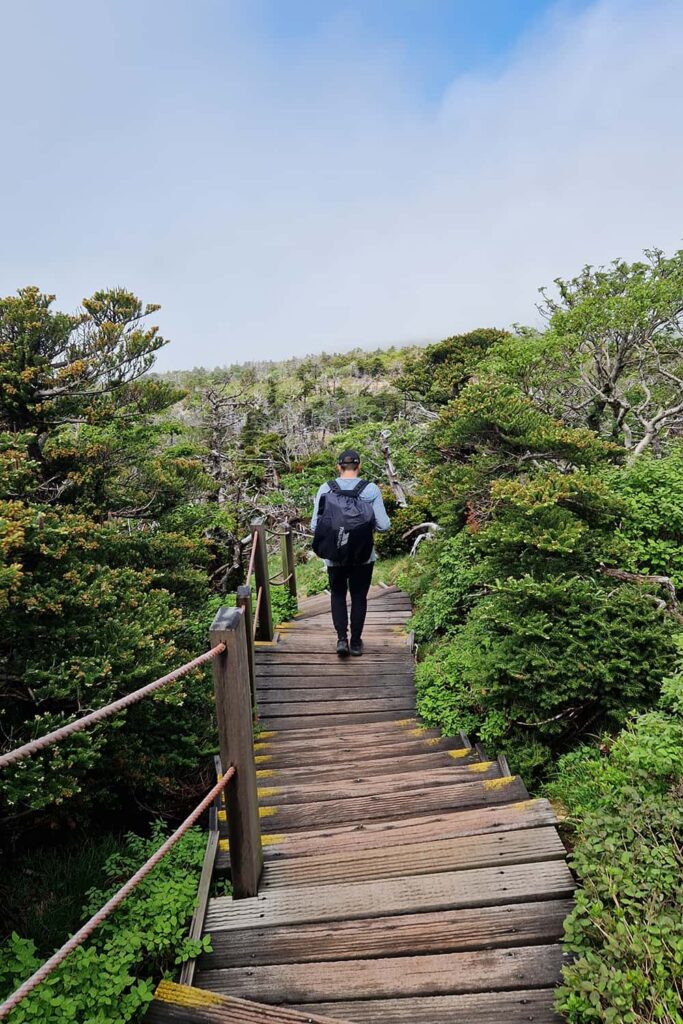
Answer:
[
  {"left": 447, "top": 748, "right": 470, "bottom": 759},
  {"left": 219, "top": 833, "right": 285, "bottom": 852},
  {"left": 256, "top": 769, "right": 276, "bottom": 778},
  {"left": 219, "top": 804, "right": 279, "bottom": 822},
  {"left": 255, "top": 754, "right": 273, "bottom": 763},
  {"left": 257, "top": 787, "right": 281, "bottom": 799},
  {"left": 467, "top": 761, "right": 495, "bottom": 773},
  {"left": 484, "top": 775, "right": 515, "bottom": 791},
  {"left": 155, "top": 980, "right": 224, "bottom": 1008}
]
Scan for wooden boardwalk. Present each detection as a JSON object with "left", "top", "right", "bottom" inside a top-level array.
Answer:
[{"left": 148, "top": 585, "right": 573, "bottom": 1024}]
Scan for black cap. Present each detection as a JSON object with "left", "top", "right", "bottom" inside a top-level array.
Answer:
[{"left": 338, "top": 448, "right": 361, "bottom": 467}]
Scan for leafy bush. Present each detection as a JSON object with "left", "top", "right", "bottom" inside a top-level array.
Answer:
[
  {"left": 548, "top": 677, "right": 683, "bottom": 1024},
  {"left": 609, "top": 447, "right": 683, "bottom": 588},
  {"left": 0, "top": 823, "right": 208, "bottom": 1024},
  {"left": 415, "top": 575, "right": 678, "bottom": 783},
  {"left": 399, "top": 532, "right": 485, "bottom": 642}
]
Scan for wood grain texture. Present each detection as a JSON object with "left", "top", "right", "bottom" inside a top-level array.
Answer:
[
  {"left": 199, "top": 899, "right": 574, "bottom": 968},
  {"left": 244, "top": 775, "right": 529, "bottom": 832},
  {"left": 145, "top": 981, "right": 351, "bottom": 1023},
  {"left": 196, "top": 944, "right": 568, "bottom": 1002},
  {"left": 205, "top": 861, "right": 575, "bottom": 931},
  {"left": 259, "top": 827, "right": 566, "bottom": 887},
  {"left": 255, "top": 763, "right": 504, "bottom": 807},
  {"left": 286, "top": 989, "right": 563, "bottom": 1023}
]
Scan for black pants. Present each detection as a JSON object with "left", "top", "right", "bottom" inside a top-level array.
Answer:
[{"left": 328, "top": 563, "right": 374, "bottom": 641}]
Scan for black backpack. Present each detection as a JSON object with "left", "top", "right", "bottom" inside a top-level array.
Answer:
[{"left": 313, "top": 479, "right": 376, "bottom": 565}]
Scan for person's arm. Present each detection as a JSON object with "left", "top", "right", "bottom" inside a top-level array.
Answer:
[
  {"left": 370, "top": 484, "right": 391, "bottom": 532},
  {"left": 310, "top": 484, "right": 328, "bottom": 532}
]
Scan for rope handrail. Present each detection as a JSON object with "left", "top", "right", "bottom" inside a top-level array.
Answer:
[
  {"left": 0, "top": 766, "right": 236, "bottom": 1021},
  {"left": 268, "top": 572, "right": 294, "bottom": 586},
  {"left": 246, "top": 527, "right": 259, "bottom": 582},
  {"left": 0, "top": 644, "right": 226, "bottom": 770},
  {"left": 253, "top": 586, "right": 264, "bottom": 640}
]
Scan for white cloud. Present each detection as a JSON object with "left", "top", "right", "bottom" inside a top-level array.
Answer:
[{"left": 1, "top": 0, "right": 682, "bottom": 367}]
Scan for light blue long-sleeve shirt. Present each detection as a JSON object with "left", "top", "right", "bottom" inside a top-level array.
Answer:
[{"left": 311, "top": 478, "right": 391, "bottom": 566}]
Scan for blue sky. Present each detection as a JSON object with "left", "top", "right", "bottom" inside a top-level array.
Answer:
[{"left": 1, "top": 1, "right": 681, "bottom": 369}]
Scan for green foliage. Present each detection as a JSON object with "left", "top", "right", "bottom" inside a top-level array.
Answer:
[
  {"left": 608, "top": 447, "right": 683, "bottom": 587},
  {"left": 547, "top": 678, "right": 683, "bottom": 1024},
  {"left": 0, "top": 824, "right": 208, "bottom": 1024},
  {"left": 415, "top": 575, "right": 678, "bottom": 783},
  {"left": 398, "top": 328, "right": 508, "bottom": 408},
  {"left": 400, "top": 532, "right": 485, "bottom": 642}
]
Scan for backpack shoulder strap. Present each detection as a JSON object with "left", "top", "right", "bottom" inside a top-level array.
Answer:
[
  {"left": 352, "top": 479, "right": 370, "bottom": 496},
  {"left": 327, "top": 479, "right": 342, "bottom": 494}
]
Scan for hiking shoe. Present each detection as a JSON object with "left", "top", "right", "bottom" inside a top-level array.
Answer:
[
  {"left": 336, "top": 637, "right": 350, "bottom": 657},
  {"left": 350, "top": 639, "right": 364, "bottom": 657}
]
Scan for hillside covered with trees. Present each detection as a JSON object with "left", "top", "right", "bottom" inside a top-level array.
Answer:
[{"left": 1, "top": 246, "right": 682, "bottom": 1022}]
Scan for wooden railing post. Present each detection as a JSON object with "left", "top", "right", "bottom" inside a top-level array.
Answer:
[
  {"left": 209, "top": 607, "right": 263, "bottom": 897},
  {"left": 251, "top": 521, "right": 274, "bottom": 642},
  {"left": 236, "top": 584, "right": 256, "bottom": 709},
  {"left": 281, "top": 524, "right": 298, "bottom": 605}
]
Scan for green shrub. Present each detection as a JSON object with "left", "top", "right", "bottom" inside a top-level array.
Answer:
[
  {"left": 549, "top": 678, "right": 683, "bottom": 1024},
  {"left": 415, "top": 575, "right": 678, "bottom": 783},
  {"left": 0, "top": 823, "right": 208, "bottom": 1024},
  {"left": 399, "top": 532, "right": 485, "bottom": 642}
]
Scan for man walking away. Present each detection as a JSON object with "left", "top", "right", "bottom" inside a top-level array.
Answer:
[{"left": 311, "top": 449, "right": 391, "bottom": 657}]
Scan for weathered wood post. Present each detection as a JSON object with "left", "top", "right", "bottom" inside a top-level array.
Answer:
[
  {"left": 281, "top": 523, "right": 298, "bottom": 604},
  {"left": 251, "top": 521, "right": 274, "bottom": 642},
  {"left": 235, "top": 583, "right": 257, "bottom": 709},
  {"left": 210, "top": 606, "right": 263, "bottom": 897}
]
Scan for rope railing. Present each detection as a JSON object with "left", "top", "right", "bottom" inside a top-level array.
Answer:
[
  {"left": 246, "top": 527, "right": 259, "bottom": 584},
  {"left": 0, "top": 644, "right": 226, "bottom": 771},
  {"left": 253, "top": 586, "right": 264, "bottom": 640},
  {"left": 0, "top": 766, "right": 236, "bottom": 1021},
  {"left": 269, "top": 571, "right": 294, "bottom": 586}
]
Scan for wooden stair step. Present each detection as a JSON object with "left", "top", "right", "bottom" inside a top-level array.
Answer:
[
  {"left": 196, "top": 944, "right": 568, "bottom": 1003},
  {"left": 257, "top": 712, "right": 419, "bottom": 731},
  {"left": 259, "top": 697, "right": 416, "bottom": 716},
  {"left": 288, "top": 989, "right": 563, "bottom": 1023},
  {"left": 234, "top": 776, "right": 529, "bottom": 833},
  {"left": 259, "top": 827, "right": 566, "bottom": 888},
  {"left": 254, "top": 738, "right": 470, "bottom": 769},
  {"left": 254, "top": 748, "right": 479, "bottom": 782},
  {"left": 216, "top": 799, "right": 559, "bottom": 870},
  {"left": 145, "top": 980, "right": 350, "bottom": 1023},
  {"left": 254, "top": 764, "right": 503, "bottom": 807},
  {"left": 256, "top": 684, "right": 415, "bottom": 701},
  {"left": 205, "top": 861, "right": 575, "bottom": 931},
  {"left": 199, "top": 897, "right": 573, "bottom": 968}
]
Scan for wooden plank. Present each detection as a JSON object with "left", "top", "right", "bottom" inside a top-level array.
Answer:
[
  {"left": 196, "top": 943, "right": 567, "bottom": 1002},
  {"left": 256, "top": 664, "right": 415, "bottom": 677},
  {"left": 210, "top": 607, "right": 262, "bottom": 897},
  {"left": 258, "top": 711, "right": 416, "bottom": 730},
  {"left": 254, "top": 749, "right": 479, "bottom": 782},
  {"left": 256, "top": 685, "right": 415, "bottom": 701},
  {"left": 145, "top": 980, "right": 351, "bottom": 1023},
  {"left": 259, "top": 697, "right": 416, "bottom": 715},
  {"left": 205, "top": 861, "right": 575, "bottom": 931},
  {"left": 259, "top": 827, "right": 566, "bottom": 887},
  {"left": 287, "top": 989, "right": 563, "bottom": 1024},
  {"left": 178, "top": 828, "right": 219, "bottom": 985},
  {"left": 254, "top": 654, "right": 412, "bottom": 665},
  {"left": 255, "top": 721, "right": 440, "bottom": 748},
  {"left": 253, "top": 737, "right": 470, "bottom": 769},
  {"left": 216, "top": 800, "right": 559, "bottom": 870},
  {"left": 255, "top": 764, "right": 503, "bottom": 807},
  {"left": 200, "top": 898, "right": 573, "bottom": 969},
  {"left": 245, "top": 776, "right": 529, "bottom": 832}
]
